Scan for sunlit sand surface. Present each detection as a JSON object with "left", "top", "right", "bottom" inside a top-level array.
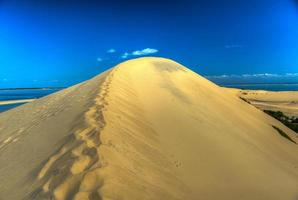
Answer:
[{"left": 225, "top": 88, "right": 298, "bottom": 117}]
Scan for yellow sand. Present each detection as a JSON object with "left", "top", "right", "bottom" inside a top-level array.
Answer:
[
  {"left": 226, "top": 88, "right": 298, "bottom": 117},
  {"left": 0, "top": 57, "right": 297, "bottom": 200}
]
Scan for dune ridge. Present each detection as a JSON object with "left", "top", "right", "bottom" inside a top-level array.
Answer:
[
  {"left": 0, "top": 57, "right": 298, "bottom": 200},
  {"left": 31, "top": 68, "right": 112, "bottom": 199}
]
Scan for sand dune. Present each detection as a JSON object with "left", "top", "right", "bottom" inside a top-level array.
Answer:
[
  {"left": 0, "top": 57, "right": 297, "bottom": 200},
  {"left": 235, "top": 89, "right": 298, "bottom": 117}
]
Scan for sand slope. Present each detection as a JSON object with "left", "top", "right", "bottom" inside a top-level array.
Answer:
[
  {"left": 231, "top": 89, "right": 298, "bottom": 117},
  {"left": 0, "top": 57, "right": 297, "bottom": 200}
]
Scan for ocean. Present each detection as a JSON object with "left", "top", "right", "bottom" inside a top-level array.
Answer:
[
  {"left": 0, "top": 88, "right": 62, "bottom": 113},
  {"left": 0, "top": 103, "right": 26, "bottom": 113},
  {"left": 221, "top": 83, "right": 298, "bottom": 91},
  {"left": 0, "top": 84, "right": 297, "bottom": 113}
]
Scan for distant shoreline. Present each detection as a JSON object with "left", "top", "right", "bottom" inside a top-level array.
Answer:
[
  {"left": 220, "top": 83, "right": 298, "bottom": 92},
  {"left": 0, "top": 99, "right": 35, "bottom": 105},
  {"left": 222, "top": 83, "right": 298, "bottom": 86},
  {"left": 0, "top": 87, "right": 65, "bottom": 91}
]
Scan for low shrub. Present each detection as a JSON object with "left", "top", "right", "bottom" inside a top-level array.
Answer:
[{"left": 264, "top": 110, "right": 298, "bottom": 133}]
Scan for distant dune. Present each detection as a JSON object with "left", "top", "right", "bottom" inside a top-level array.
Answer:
[
  {"left": 236, "top": 89, "right": 298, "bottom": 117},
  {"left": 0, "top": 57, "right": 297, "bottom": 200}
]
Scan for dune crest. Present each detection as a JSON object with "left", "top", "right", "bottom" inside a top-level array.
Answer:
[{"left": 0, "top": 57, "right": 298, "bottom": 200}]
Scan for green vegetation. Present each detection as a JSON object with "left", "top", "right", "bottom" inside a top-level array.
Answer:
[
  {"left": 264, "top": 110, "right": 298, "bottom": 133},
  {"left": 272, "top": 126, "right": 296, "bottom": 144},
  {"left": 292, "top": 118, "right": 298, "bottom": 123}
]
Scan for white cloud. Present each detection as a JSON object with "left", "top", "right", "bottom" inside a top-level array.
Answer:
[
  {"left": 107, "top": 48, "right": 116, "bottom": 53},
  {"left": 205, "top": 73, "right": 298, "bottom": 79},
  {"left": 97, "top": 57, "right": 103, "bottom": 62},
  {"left": 132, "top": 48, "right": 158, "bottom": 56},
  {"left": 285, "top": 73, "right": 298, "bottom": 77},
  {"left": 121, "top": 48, "right": 158, "bottom": 59},
  {"left": 121, "top": 52, "right": 130, "bottom": 59},
  {"left": 249, "top": 73, "right": 279, "bottom": 77}
]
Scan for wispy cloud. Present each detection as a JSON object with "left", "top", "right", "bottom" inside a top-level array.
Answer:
[
  {"left": 121, "top": 52, "right": 130, "bottom": 59},
  {"left": 285, "top": 73, "right": 298, "bottom": 77},
  {"left": 132, "top": 48, "right": 158, "bottom": 56},
  {"left": 225, "top": 44, "right": 242, "bottom": 49},
  {"left": 205, "top": 73, "right": 298, "bottom": 79},
  {"left": 107, "top": 48, "right": 116, "bottom": 53},
  {"left": 121, "top": 48, "right": 159, "bottom": 59},
  {"left": 97, "top": 57, "right": 103, "bottom": 62}
]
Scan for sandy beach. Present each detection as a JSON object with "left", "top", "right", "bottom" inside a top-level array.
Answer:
[
  {"left": 0, "top": 57, "right": 297, "bottom": 200},
  {"left": 0, "top": 99, "right": 35, "bottom": 106}
]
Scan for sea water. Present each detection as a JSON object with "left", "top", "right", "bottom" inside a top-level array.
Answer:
[
  {"left": 0, "top": 88, "right": 62, "bottom": 113},
  {"left": 221, "top": 83, "right": 298, "bottom": 91}
]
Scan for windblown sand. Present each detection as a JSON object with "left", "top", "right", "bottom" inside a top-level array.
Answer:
[{"left": 0, "top": 57, "right": 297, "bottom": 200}]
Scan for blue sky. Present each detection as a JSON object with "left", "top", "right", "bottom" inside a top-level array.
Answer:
[{"left": 0, "top": 0, "right": 298, "bottom": 88}]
